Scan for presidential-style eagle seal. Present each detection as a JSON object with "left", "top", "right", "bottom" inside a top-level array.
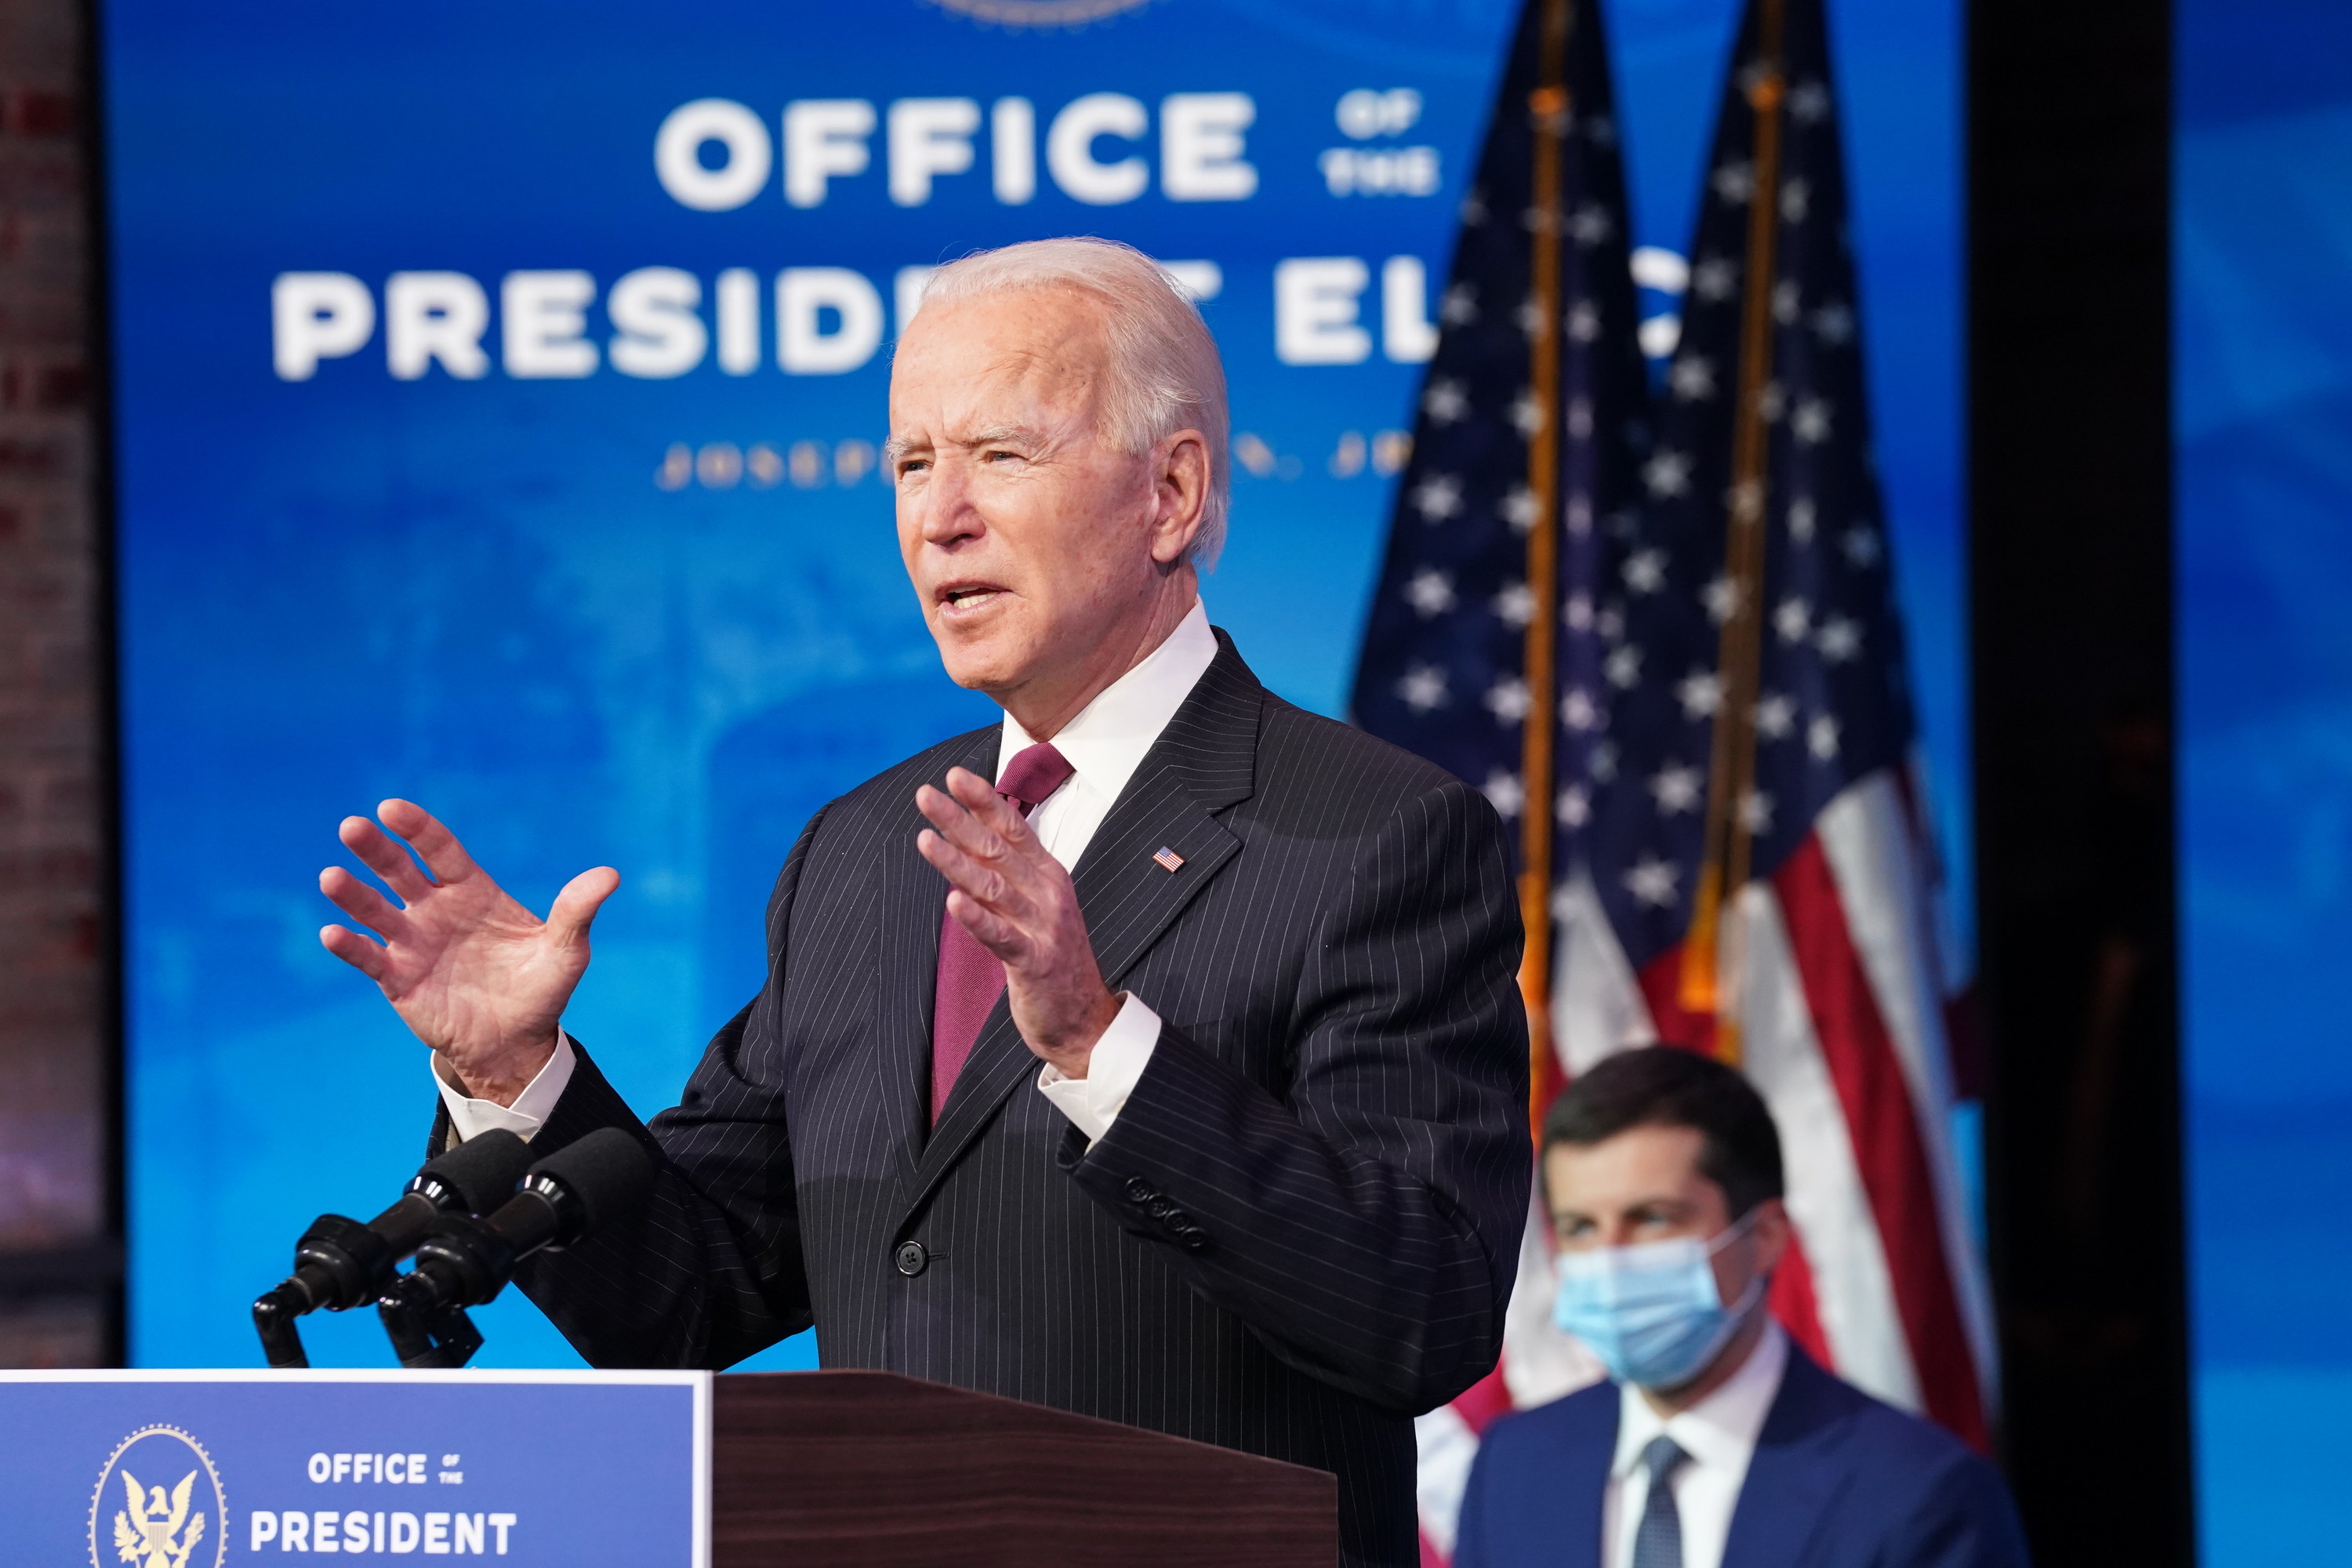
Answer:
[
  {"left": 924, "top": 0, "right": 1157, "bottom": 27},
  {"left": 88, "top": 1426, "right": 227, "bottom": 1568}
]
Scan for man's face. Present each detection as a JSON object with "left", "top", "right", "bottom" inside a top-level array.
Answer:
[
  {"left": 1544, "top": 1123, "right": 1785, "bottom": 1309},
  {"left": 887, "top": 289, "right": 1189, "bottom": 705}
]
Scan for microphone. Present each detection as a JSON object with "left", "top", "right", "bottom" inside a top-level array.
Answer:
[
  {"left": 251, "top": 1130, "right": 534, "bottom": 1368},
  {"left": 378, "top": 1129, "right": 652, "bottom": 1367}
]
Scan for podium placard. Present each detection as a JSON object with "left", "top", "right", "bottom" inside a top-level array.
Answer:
[
  {"left": 2, "top": 1368, "right": 1338, "bottom": 1566},
  {"left": 0, "top": 1370, "right": 706, "bottom": 1564}
]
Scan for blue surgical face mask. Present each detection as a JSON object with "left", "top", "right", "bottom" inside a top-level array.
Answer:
[{"left": 1551, "top": 1214, "right": 1764, "bottom": 1391}]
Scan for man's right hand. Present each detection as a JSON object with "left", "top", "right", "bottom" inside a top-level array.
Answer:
[{"left": 318, "top": 799, "right": 619, "bottom": 1107}]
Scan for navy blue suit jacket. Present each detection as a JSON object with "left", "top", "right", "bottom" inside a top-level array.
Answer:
[{"left": 1454, "top": 1347, "right": 2030, "bottom": 1568}]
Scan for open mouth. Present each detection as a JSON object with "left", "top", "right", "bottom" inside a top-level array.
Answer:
[{"left": 935, "top": 582, "right": 1007, "bottom": 618}]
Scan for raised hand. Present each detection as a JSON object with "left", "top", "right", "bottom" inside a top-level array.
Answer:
[
  {"left": 318, "top": 799, "right": 619, "bottom": 1106},
  {"left": 915, "top": 768, "right": 1120, "bottom": 1076}
]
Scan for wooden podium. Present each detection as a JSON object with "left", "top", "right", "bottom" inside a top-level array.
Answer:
[
  {"left": 0, "top": 1367, "right": 1337, "bottom": 1565},
  {"left": 713, "top": 1371, "right": 1338, "bottom": 1566}
]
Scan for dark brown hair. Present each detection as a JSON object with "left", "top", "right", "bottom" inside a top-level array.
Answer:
[{"left": 1541, "top": 1046, "right": 1785, "bottom": 1217}]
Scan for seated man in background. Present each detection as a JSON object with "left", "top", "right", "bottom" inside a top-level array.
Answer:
[{"left": 1454, "top": 1047, "right": 2028, "bottom": 1568}]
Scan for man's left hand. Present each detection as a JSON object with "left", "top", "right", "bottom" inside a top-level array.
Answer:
[{"left": 916, "top": 768, "right": 1119, "bottom": 1076}]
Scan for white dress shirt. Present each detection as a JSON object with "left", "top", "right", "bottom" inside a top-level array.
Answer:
[
  {"left": 437, "top": 600, "right": 1221, "bottom": 1147},
  {"left": 1600, "top": 1319, "right": 1790, "bottom": 1568}
]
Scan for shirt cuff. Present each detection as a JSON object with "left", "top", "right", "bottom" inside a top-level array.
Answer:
[
  {"left": 432, "top": 1030, "right": 577, "bottom": 1144},
  {"left": 1036, "top": 993, "right": 1160, "bottom": 1144}
]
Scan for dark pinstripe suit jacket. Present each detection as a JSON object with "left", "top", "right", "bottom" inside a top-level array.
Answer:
[{"left": 474, "top": 633, "right": 1531, "bottom": 1566}]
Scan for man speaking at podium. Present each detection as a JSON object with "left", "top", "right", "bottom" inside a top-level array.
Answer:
[{"left": 318, "top": 238, "right": 1530, "bottom": 1566}]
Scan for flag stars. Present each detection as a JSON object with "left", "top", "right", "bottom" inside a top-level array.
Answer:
[
  {"left": 1842, "top": 526, "right": 1882, "bottom": 568},
  {"left": 1693, "top": 257, "right": 1737, "bottom": 303},
  {"left": 1642, "top": 449, "right": 1693, "bottom": 499},
  {"left": 1670, "top": 354, "right": 1717, "bottom": 402},
  {"left": 1494, "top": 580, "right": 1536, "bottom": 627},
  {"left": 1773, "top": 279, "right": 1802, "bottom": 325},
  {"left": 1780, "top": 178, "right": 1812, "bottom": 225},
  {"left": 1557, "top": 784, "right": 1592, "bottom": 828},
  {"left": 1773, "top": 595, "right": 1813, "bottom": 644},
  {"left": 1485, "top": 675, "right": 1532, "bottom": 724},
  {"left": 1739, "top": 788, "right": 1775, "bottom": 834},
  {"left": 1788, "top": 497, "right": 1818, "bottom": 543},
  {"left": 1516, "top": 297, "right": 1544, "bottom": 337},
  {"left": 1789, "top": 81, "right": 1831, "bottom": 123},
  {"left": 1512, "top": 389, "right": 1547, "bottom": 437},
  {"left": 1650, "top": 764, "right": 1703, "bottom": 815},
  {"left": 1460, "top": 190, "right": 1489, "bottom": 227},
  {"left": 1561, "top": 687, "right": 1601, "bottom": 731},
  {"left": 1569, "top": 201, "right": 1614, "bottom": 247},
  {"left": 1817, "top": 615, "right": 1862, "bottom": 662},
  {"left": 1397, "top": 664, "right": 1450, "bottom": 713},
  {"left": 1403, "top": 568, "right": 1457, "bottom": 618},
  {"left": 1811, "top": 301, "right": 1855, "bottom": 345},
  {"left": 1501, "top": 485, "right": 1540, "bottom": 532},
  {"left": 1567, "top": 300, "right": 1602, "bottom": 342},
  {"left": 1482, "top": 769, "right": 1525, "bottom": 818},
  {"left": 1755, "top": 691, "right": 1795, "bottom": 739},
  {"left": 1422, "top": 377, "right": 1470, "bottom": 424},
  {"left": 1442, "top": 282, "right": 1480, "bottom": 325},
  {"left": 1590, "top": 739, "right": 1619, "bottom": 782},
  {"left": 1584, "top": 113, "right": 1617, "bottom": 147},
  {"left": 1703, "top": 574, "right": 1740, "bottom": 624},
  {"left": 1808, "top": 713, "right": 1842, "bottom": 760},
  {"left": 1606, "top": 644, "right": 1645, "bottom": 689},
  {"left": 1792, "top": 397, "right": 1834, "bottom": 445},
  {"left": 1411, "top": 473, "right": 1464, "bottom": 521},
  {"left": 1563, "top": 590, "right": 1594, "bottom": 631},
  {"left": 1757, "top": 380, "right": 1787, "bottom": 423},
  {"left": 1676, "top": 670, "right": 1723, "bottom": 720},
  {"left": 1622, "top": 549, "right": 1668, "bottom": 594},
  {"left": 1711, "top": 161, "right": 1755, "bottom": 205},
  {"left": 1625, "top": 856, "right": 1680, "bottom": 908}
]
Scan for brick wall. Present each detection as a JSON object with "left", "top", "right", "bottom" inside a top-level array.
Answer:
[{"left": 0, "top": 0, "right": 114, "bottom": 1366}]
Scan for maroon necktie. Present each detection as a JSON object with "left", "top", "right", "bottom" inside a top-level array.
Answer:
[{"left": 930, "top": 742, "right": 1075, "bottom": 1122}]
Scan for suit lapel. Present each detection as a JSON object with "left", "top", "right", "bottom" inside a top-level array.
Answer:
[
  {"left": 1552, "top": 1395, "right": 1617, "bottom": 1568},
  {"left": 876, "top": 724, "right": 1000, "bottom": 1176},
  {"left": 894, "top": 636, "right": 1264, "bottom": 1228},
  {"left": 1719, "top": 1351, "right": 1855, "bottom": 1568}
]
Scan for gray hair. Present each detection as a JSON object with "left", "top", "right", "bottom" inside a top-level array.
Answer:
[{"left": 908, "top": 237, "right": 1231, "bottom": 569}]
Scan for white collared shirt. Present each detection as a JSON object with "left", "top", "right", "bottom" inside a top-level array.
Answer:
[
  {"left": 1601, "top": 1319, "right": 1790, "bottom": 1568},
  {"left": 436, "top": 601, "right": 1219, "bottom": 1146}
]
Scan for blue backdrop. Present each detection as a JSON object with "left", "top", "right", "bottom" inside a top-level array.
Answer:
[
  {"left": 100, "top": 0, "right": 1960, "bottom": 1374},
  {"left": 2176, "top": 1, "right": 2352, "bottom": 1560}
]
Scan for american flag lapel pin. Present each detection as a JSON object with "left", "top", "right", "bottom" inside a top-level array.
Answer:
[{"left": 1152, "top": 847, "right": 1185, "bottom": 873}]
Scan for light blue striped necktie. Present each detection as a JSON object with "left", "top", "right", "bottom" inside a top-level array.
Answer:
[{"left": 1631, "top": 1435, "right": 1690, "bottom": 1568}]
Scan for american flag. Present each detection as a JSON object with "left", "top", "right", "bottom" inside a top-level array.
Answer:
[
  {"left": 1349, "top": 0, "right": 1651, "bottom": 1556},
  {"left": 1353, "top": 0, "right": 1995, "bottom": 1555}
]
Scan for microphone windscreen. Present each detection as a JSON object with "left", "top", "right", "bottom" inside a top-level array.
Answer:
[
  {"left": 526, "top": 1128, "right": 654, "bottom": 1236},
  {"left": 417, "top": 1129, "right": 535, "bottom": 1214}
]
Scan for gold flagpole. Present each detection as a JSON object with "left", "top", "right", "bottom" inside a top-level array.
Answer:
[
  {"left": 1519, "top": 0, "right": 1573, "bottom": 1145},
  {"left": 1679, "top": 0, "right": 1789, "bottom": 1065}
]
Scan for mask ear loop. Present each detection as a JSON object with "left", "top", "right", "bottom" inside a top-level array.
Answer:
[
  {"left": 1702, "top": 1206, "right": 1762, "bottom": 1258},
  {"left": 1704, "top": 1207, "right": 1770, "bottom": 1319}
]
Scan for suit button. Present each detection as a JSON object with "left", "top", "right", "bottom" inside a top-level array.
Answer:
[
  {"left": 1149, "top": 1199, "right": 1175, "bottom": 1221},
  {"left": 894, "top": 1241, "right": 928, "bottom": 1277},
  {"left": 1178, "top": 1229, "right": 1212, "bottom": 1254},
  {"left": 1124, "top": 1176, "right": 1156, "bottom": 1205}
]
